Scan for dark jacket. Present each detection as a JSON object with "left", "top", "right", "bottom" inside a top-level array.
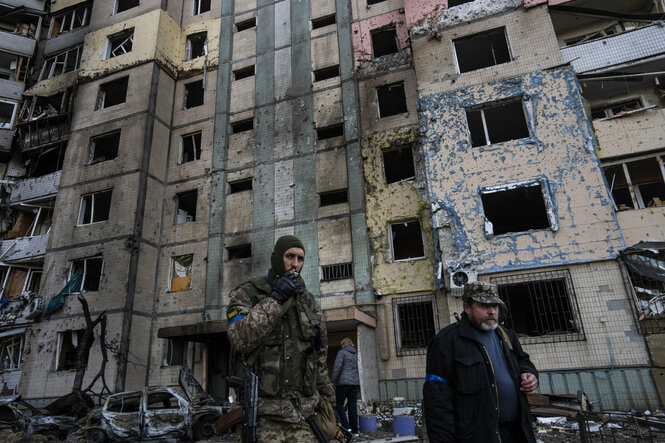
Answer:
[
  {"left": 423, "top": 313, "right": 538, "bottom": 443},
  {"left": 331, "top": 345, "right": 359, "bottom": 386}
]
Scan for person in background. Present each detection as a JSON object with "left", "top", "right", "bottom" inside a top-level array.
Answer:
[{"left": 331, "top": 337, "right": 360, "bottom": 437}]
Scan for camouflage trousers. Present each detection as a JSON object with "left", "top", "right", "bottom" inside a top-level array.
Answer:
[{"left": 235, "top": 416, "right": 317, "bottom": 443}]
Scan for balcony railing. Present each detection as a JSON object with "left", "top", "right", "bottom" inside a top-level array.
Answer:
[
  {"left": 16, "top": 114, "right": 70, "bottom": 152},
  {"left": 594, "top": 107, "right": 665, "bottom": 159},
  {"left": 561, "top": 24, "right": 665, "bottom": 74},
  {"left": 8, "top": 171, "right": 61, "bottom": 205},
  {"left": 0, "top": 234, "right": 49, "bottom": 264}
]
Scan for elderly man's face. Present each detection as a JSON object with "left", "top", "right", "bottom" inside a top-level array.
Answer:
[
  {"left": 464, "top": 301, "right": 499, "bottom": 331},
  {"left": 283, "top": 247, "right": 305, "bottom": 275}
]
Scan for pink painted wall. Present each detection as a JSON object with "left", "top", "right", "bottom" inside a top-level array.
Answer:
[
  {"left": 404, "top": 0, "right": 446, "bottom": 29},
  {"left": 351, "top": 10, "right": 410, "bottom": 68}
]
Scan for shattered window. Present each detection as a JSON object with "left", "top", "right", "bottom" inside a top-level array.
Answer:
[
  {"left": 0, "top": 333, "right": 23, "bottom": 371},
  {"left": 591, "top": 98, "right": 644, "bottom": 120},
  {"left": 393, "top": 295, "right": 437, "bottom": 356},
  {"left": 192, "top": 0, "right": 211, "bottom": 15},
  {"left": 227, "top": 244, "right": 251, "bottom": 260},
  {"left": 27, "top": 270, "right": 42, "bottom": 293},
  {"left": 29, "top": 143, "right": 66, "bottom": 177},
  {"left": 0, "top": 101, "right": 17, "bottom": 129},
  {"left": 163, "top": 339, "right": 187, "bottom": 366},
  {"left": 185, "top": 32, "right": 207, "bottom": 60},
  {"left": 38, "top": 45, "right": 82, "bottom": 80},
  {"left": 175, "top": 190, "right": 197, "bottom": 224},
  {"left": 107, "top": 392, "right": 142, "bottom": 412},
  {"left": 116, "top": 0, "right": 140, "bottom": 13},
  {"left": 466, "top": 99, "right": 530, "bottom": 147},
  {"left": 70, "top": 256, "right": 104, "bottom": 292},
  {"left": 390, "top": 220, "right": 425, "bottom": 261},
  {"left": 319, "top": 189, "right": 348, "bottom": 206},
  {"left": 170, "top": 255, "right": 193, "bottom": 292},
  {"left": 493, "top": 270, "right": 583, "bottom": 342},
  {"left": 50, "top": 5, "right": 89, "bottom": 38},
  {"left": 105, "top": 29, "right": 134, "bottom": 59},
  {"left": 180, "top": 132, "right": 202, "bottom": 163},
  {"left": 622, "top": 246, "right": 665, "bottom": 334},
  {"left": 603, "top": 156, "right": 665, "bottom": 210},
  {"left": 371, "top": 27, "right": 398, "bottom": 58},
  {"left": 89, "top": 131, "right": 120, "bottom": 164},
  {"left": 185, "top": 80, "right": 204, "bottom": 108},
  {"left": 56, "top": 329, "right": 86, "bottom": 371},
  {"left": 147, "top": 391, "right": 180, "bottom": 409},
  {"left": 454, "top": 28, "right": 511, "bottom": 73},
  {"left": 481, "top": 182, "right": 552, "bottom": 236},
  {"left": 383, "top": 144, "right": 415, "bottom": 184},
  {"left": 97, "top": 76, "right": 129, "bottom": 109},
  {"left": 321, "top": 263, "right": 353, "bottom": 282},
  {"left": 377, "top": 82, "right": 408, "bottom": 118},
  {"left": 78, "top": 190, "right": 112, "bottom": 225}
]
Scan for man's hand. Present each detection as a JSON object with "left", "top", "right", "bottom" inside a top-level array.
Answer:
[
  {"left": 520, "top": 373, "right": 538, "bottom": 394},
  {"left": 270, "top": 272, "right": 298, "bottom": 304}
]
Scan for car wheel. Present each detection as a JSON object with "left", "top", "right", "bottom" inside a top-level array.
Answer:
[
  {"left": 86, "top": 428, "right": 108, "bottom": 443},
  {"left": 41, "top": 430, "right": 61, "bottom": 441},
  {"left": 193, "top": 415, "right": 217, "bottom": 441}
]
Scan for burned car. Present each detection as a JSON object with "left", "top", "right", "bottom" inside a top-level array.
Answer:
[
  {"left": 0, "top": 395, "right": 78, "bottom": 440},
  {"left": 79, "top": 366, "right": 229, "bottom": 442}
]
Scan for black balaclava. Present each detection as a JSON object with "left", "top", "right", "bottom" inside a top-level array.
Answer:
[{"left": 270, "top": 235, "right": 305, "bottom": 277}]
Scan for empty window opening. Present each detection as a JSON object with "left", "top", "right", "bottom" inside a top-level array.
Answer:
[
  {"left": 591, "top": 98, "right": 645, "bottom": 120},
  {"left": 39, "top": 45, "right": 83, "bottom": 81},
  {"left": 180, "top": 132, "right": 202, "bottom": 163},
  {"left": 371, "top": 27, "right": 398, "bottom": 58},
  {"left": 367, "top": 0, "right": 388, "bottom": 5},
  {"left": 316, "top": 123, "right": 344, "bottom": 140},
  {"left": 321, "top": 263, "right": 353, "bottom": 281},
  {"left": 448, "top": 0, "right": 475, "bottom": 7},
  {"left": 481, "top": 183, "right": 551, "bottom": 235},
  {"left": 236, "top": 17, "right": 256, "bottom": 32},
  {"left": 227, "top": 244, "right": 252, "bottom": 260},
  {"left": 147, "top": 391, "right": 180, "bottom": 409},
  {"left": 50, "top": 5, "right": 89, "bottom": 38},
  {"left": 107, "top": 393, "right": 141, "bottom": 413},
  {"left": 0, "top": 101, "right": 17, "bottom": 130},
  {"left": 603, "top": 155, "right": 665, "bottom": 210},
  {"left": 229, "top": 178, "right": 252, "bottom": 193},
  {"left": 163, "top": 339, "right": 188, "bottom": 366},
  {"left": 192, "top": 0, "right": 211, "bottom": 16},
  {"left": 175, "top": 190, "right": 198, "bottom": 224},
  {"left": 466, "top": 99, "right": 529, "bottom": 147},
  {"left": 377, "top": 82, "right": 408, "bottom": 118},
  {"left": 78, "top": 189, "right": 112, "bottom": 225},
  {"left": 97, "top": 76, "right": 129, "bottom": 109},
  {"left": 454, "top": 28, "right": 511, "bottom": 73},
  {"left": 186, "top": 32, "right": 207, "bottom": 60},
  {"left": 70, "top": 256, "right": 104, "bottom": 292},
  {"left": 312, "top": 14, "right": 336, "bottom": 29},
  {"left": 106, "top": 29, "right": 134, "bottom": 59},
  {"left": 383, "top": 144, "right": 415, "bottom": 184},
  {"left": 319, "top": 189, "right": 348, "bottom": 206},
  {"left": 393, "top": 295, "right": 437, "bottom": 356},
  {"left": 494, "top": 271, "right": 582, "bottom": 341},
  {"left": 27, "top": 270, "right": 42, "bottom": 293},
  {"left": 390, "top": 220, "right": 425, "bottom": 260},
  {"left": 29, "top": 143, "right": 67, "bottom": 177},
  {"left": 56, "top": 330, "right": 86, "bottom": 371},
  {"left": 314, "top": 65, "right": 339, "bottom": 82},
  {"left": 231, "top": 118, "right": 254, "bottom": 134},
  {"left": 88, "top": 131, "right": 120, "bottom": 165},
  {"left": 0, "top": 333, "right": 23, "bottom": 371},
  {"left": 233, "top": 65, "right": 255, "bottom": 80},
  {"left": 170, "top": 254, "right": 193, "bottom": 291},
  {"left": 116, "top": 0, "right": 140, "bottom": 13},
  {"left": 185, "top": 80, "right": 204, "bottom": 108}
]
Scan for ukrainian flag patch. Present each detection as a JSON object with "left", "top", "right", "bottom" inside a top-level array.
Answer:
[{"left": 226, "top": 307, "right": 239, "bottom": 320}]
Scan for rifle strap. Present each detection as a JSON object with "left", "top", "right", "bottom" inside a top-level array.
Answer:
[{"left": 497, "top": 325, "right": 513, "bottom": 351}]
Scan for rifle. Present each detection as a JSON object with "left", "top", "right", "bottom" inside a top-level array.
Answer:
[
  {"left": 305, "top": 414, "right": 330, "bottom": 443},
  {"left": 227, "top": 362, "right": 259, "bottom": 443}
]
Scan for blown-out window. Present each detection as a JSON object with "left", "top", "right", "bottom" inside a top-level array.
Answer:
[
  {"left": 454, "top": 28, "right": 511, "bottom": 73},
  {"left": 170, "top": 254, "right": 193, "bottom": 291},
  {"left": 56, "top": 329, "right": 86, "bottom": 371},
  {"left": 466, "top": 99, "right": 529, "bottom": 147},
  {"left": 603, "top": 154, "right": 665, "bottom": 210}
]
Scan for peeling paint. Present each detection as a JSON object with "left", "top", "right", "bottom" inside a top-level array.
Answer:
[{"left": 351, "top": 10, "right": 410, "bottom": 70}]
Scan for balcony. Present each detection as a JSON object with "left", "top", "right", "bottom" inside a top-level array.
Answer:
[
  {"left": 8, "top": 171, "right": 61, "bottom": 205},
  {"left": 594, "top": 107, "right": 665, "bottom": 159},
  {"left": 0, "top": 31, "right": 37, "bottom": 58},
  {"left": 561, "top": 24, "right": 665, "bottom": 74},
  {"left": 16, "top": 114, "right": 70, "bottom": 152},
  {"left": 0, "top": 234, "right": 49, "bottom": 264},
  {"left": 0, "top": 77, "right": 25, "bottom": 101},
  {"left": 3, "top": 0, "right": 44, "bottom": 10}
]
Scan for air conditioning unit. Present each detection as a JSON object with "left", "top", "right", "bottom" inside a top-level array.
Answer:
[{"left": 449, "top": 269, "right": 478, "bottom": 290}]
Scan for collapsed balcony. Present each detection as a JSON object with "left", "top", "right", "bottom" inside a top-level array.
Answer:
[{"left": 15, "top": 89, "right": 73, "bottom": 152}]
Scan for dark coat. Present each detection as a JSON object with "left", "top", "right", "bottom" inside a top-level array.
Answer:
[
  {"left": 331, "top": 345, "right": 360, "bottom": 386},
  {"left": 423, "top": 314, "right": 538, "bottom": 443}
]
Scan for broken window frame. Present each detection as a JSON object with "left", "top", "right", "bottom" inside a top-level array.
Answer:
[
  {"left": 169, "top": 254, "right": 193, "bottom": 292},
  {"left": 465, "top": 98, "right": 531, "bottom": 147},
  {"left": 453, "top": 27, "right": 512, "bottom": 74},
  {"left": 68, "top": 256, "right": 104, "bottom": 293},
  {"left": 383, "top": 143, "right": 416, "bottom": 184},
  {"left": 621, "top": 245, "right": 665, "bottom": 335},
  {"left": 185, "top": 32, "right": 208, "bottom": 61},
  {"left": 0, "top": 266, "right": 40, "bottom": 299},
  {"left": 175, "top": 190, "right": 198, "bottom": 224},
  {"left": 88, "top": 130, "right": 121, "bottom": 165},
  {"left": 603, "top": 153, "right": 665, "bottom": 211},
  {"left": 163, "top": 339, "right": 188, "bottom": 367},
  {"left": 491, "top": 269, "right": 585, "bottom": 344},
  {"left": 389, "top": 219, "right": 426, "bottom": 262},
  {"left": 564, "top": 22, "right": 631, "bottom": 47},
  {"left": 0, "top": 100, "right": 18, "bottom": 130},
  {"left": 179, "top": 131, "right": 202, "bottom": 164},
  {"left": 191, "top": 0, "right": 211, "bottom": 16},
  {"left": 480, "top": 179, "right": 557, "bottom": 236},
  {"left": 96, "top": 76, "right": 129, "bottom": 110},
  {"left": 49, "top": 5, "right": 90, "bottom": 38},
  {"left": 320, "top": 263, "right": 353, "bottom": 282},
  {"left": 392, "top": 295, "right": 438, "bottom": 356},
  {"left": 371, "top": 26, "right": 399, "bottom": 58},
  {"left": 376, "top": 82, "right": 408, "bottom": 118},
  {"left": 77, "top": 189, "right": 113, "bottom": 226},
  {"left": 55, "top": 329, "right": 86, "bottom": 371},
  {"left": 29, "top": 142, "right": 67, "bottom": 177},
  {"left": 38, "top": 45, "right": 83, "bottom": 81},
  {"left": 105, "top": 29, "right": 134, "bottom": 59},
  {"left": 0, "top": 331, "right": 24, "bottom": 371},
  {"left": 115, "top": 0, "right": 140, "bottom": 14},
  {"left": 590, "top": 97, "right": 650, "bottom": 121}
]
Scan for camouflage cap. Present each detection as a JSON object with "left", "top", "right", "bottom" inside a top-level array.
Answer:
[{"left": 463, "top": 281, "right": 505, "bottom": 306}]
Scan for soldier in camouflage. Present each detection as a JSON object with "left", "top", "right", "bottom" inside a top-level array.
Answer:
[{"left": 226, "top": 235, "right": 335, "bottom": 442}]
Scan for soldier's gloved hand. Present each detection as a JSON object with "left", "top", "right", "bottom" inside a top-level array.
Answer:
[{"left": 270, "top": 272, "right": 298, "bottom": 304}]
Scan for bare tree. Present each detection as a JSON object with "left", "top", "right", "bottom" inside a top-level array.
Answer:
[{"left": 73, "top": 295, "right": 111, "bottom": 398}]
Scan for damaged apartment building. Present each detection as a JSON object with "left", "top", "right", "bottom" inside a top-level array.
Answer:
[{"left": 0, "top": 0, "right": 664, "bottom": 417}]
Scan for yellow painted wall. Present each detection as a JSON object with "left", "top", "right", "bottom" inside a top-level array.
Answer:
[{"left": 50, "top": 0, "right": 87, "bottom": 14}]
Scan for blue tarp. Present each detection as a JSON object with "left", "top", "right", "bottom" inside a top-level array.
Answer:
[{"left": 45, "top": 268, "right": 83, "bottom": 319}]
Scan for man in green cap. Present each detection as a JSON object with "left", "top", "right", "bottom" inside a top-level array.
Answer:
[{"left": 226, "top": 235, "right": 335, "bottom": 442}]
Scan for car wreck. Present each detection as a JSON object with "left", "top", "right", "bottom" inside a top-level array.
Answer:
[
  {"left": 0, "top": 395, "right": 79, "bottom": 440},
  {"left": 77, "top": 366, "right": 229, "bottom": 442}
]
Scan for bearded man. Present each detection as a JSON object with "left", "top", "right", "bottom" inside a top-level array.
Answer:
[{"left": 423, "top": 281, "right": 539, "bottom": 443}]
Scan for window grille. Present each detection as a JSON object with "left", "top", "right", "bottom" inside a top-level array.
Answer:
[
  {"left": 392, "top": 295, "right": 437, "bottom": 356},
  {"left": 321, "top": 263, "right": 353, "bottom": 281}
]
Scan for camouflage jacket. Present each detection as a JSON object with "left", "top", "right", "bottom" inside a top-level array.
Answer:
[{"left": 227, "top": 275, "right": 335, "bottom": 422}]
